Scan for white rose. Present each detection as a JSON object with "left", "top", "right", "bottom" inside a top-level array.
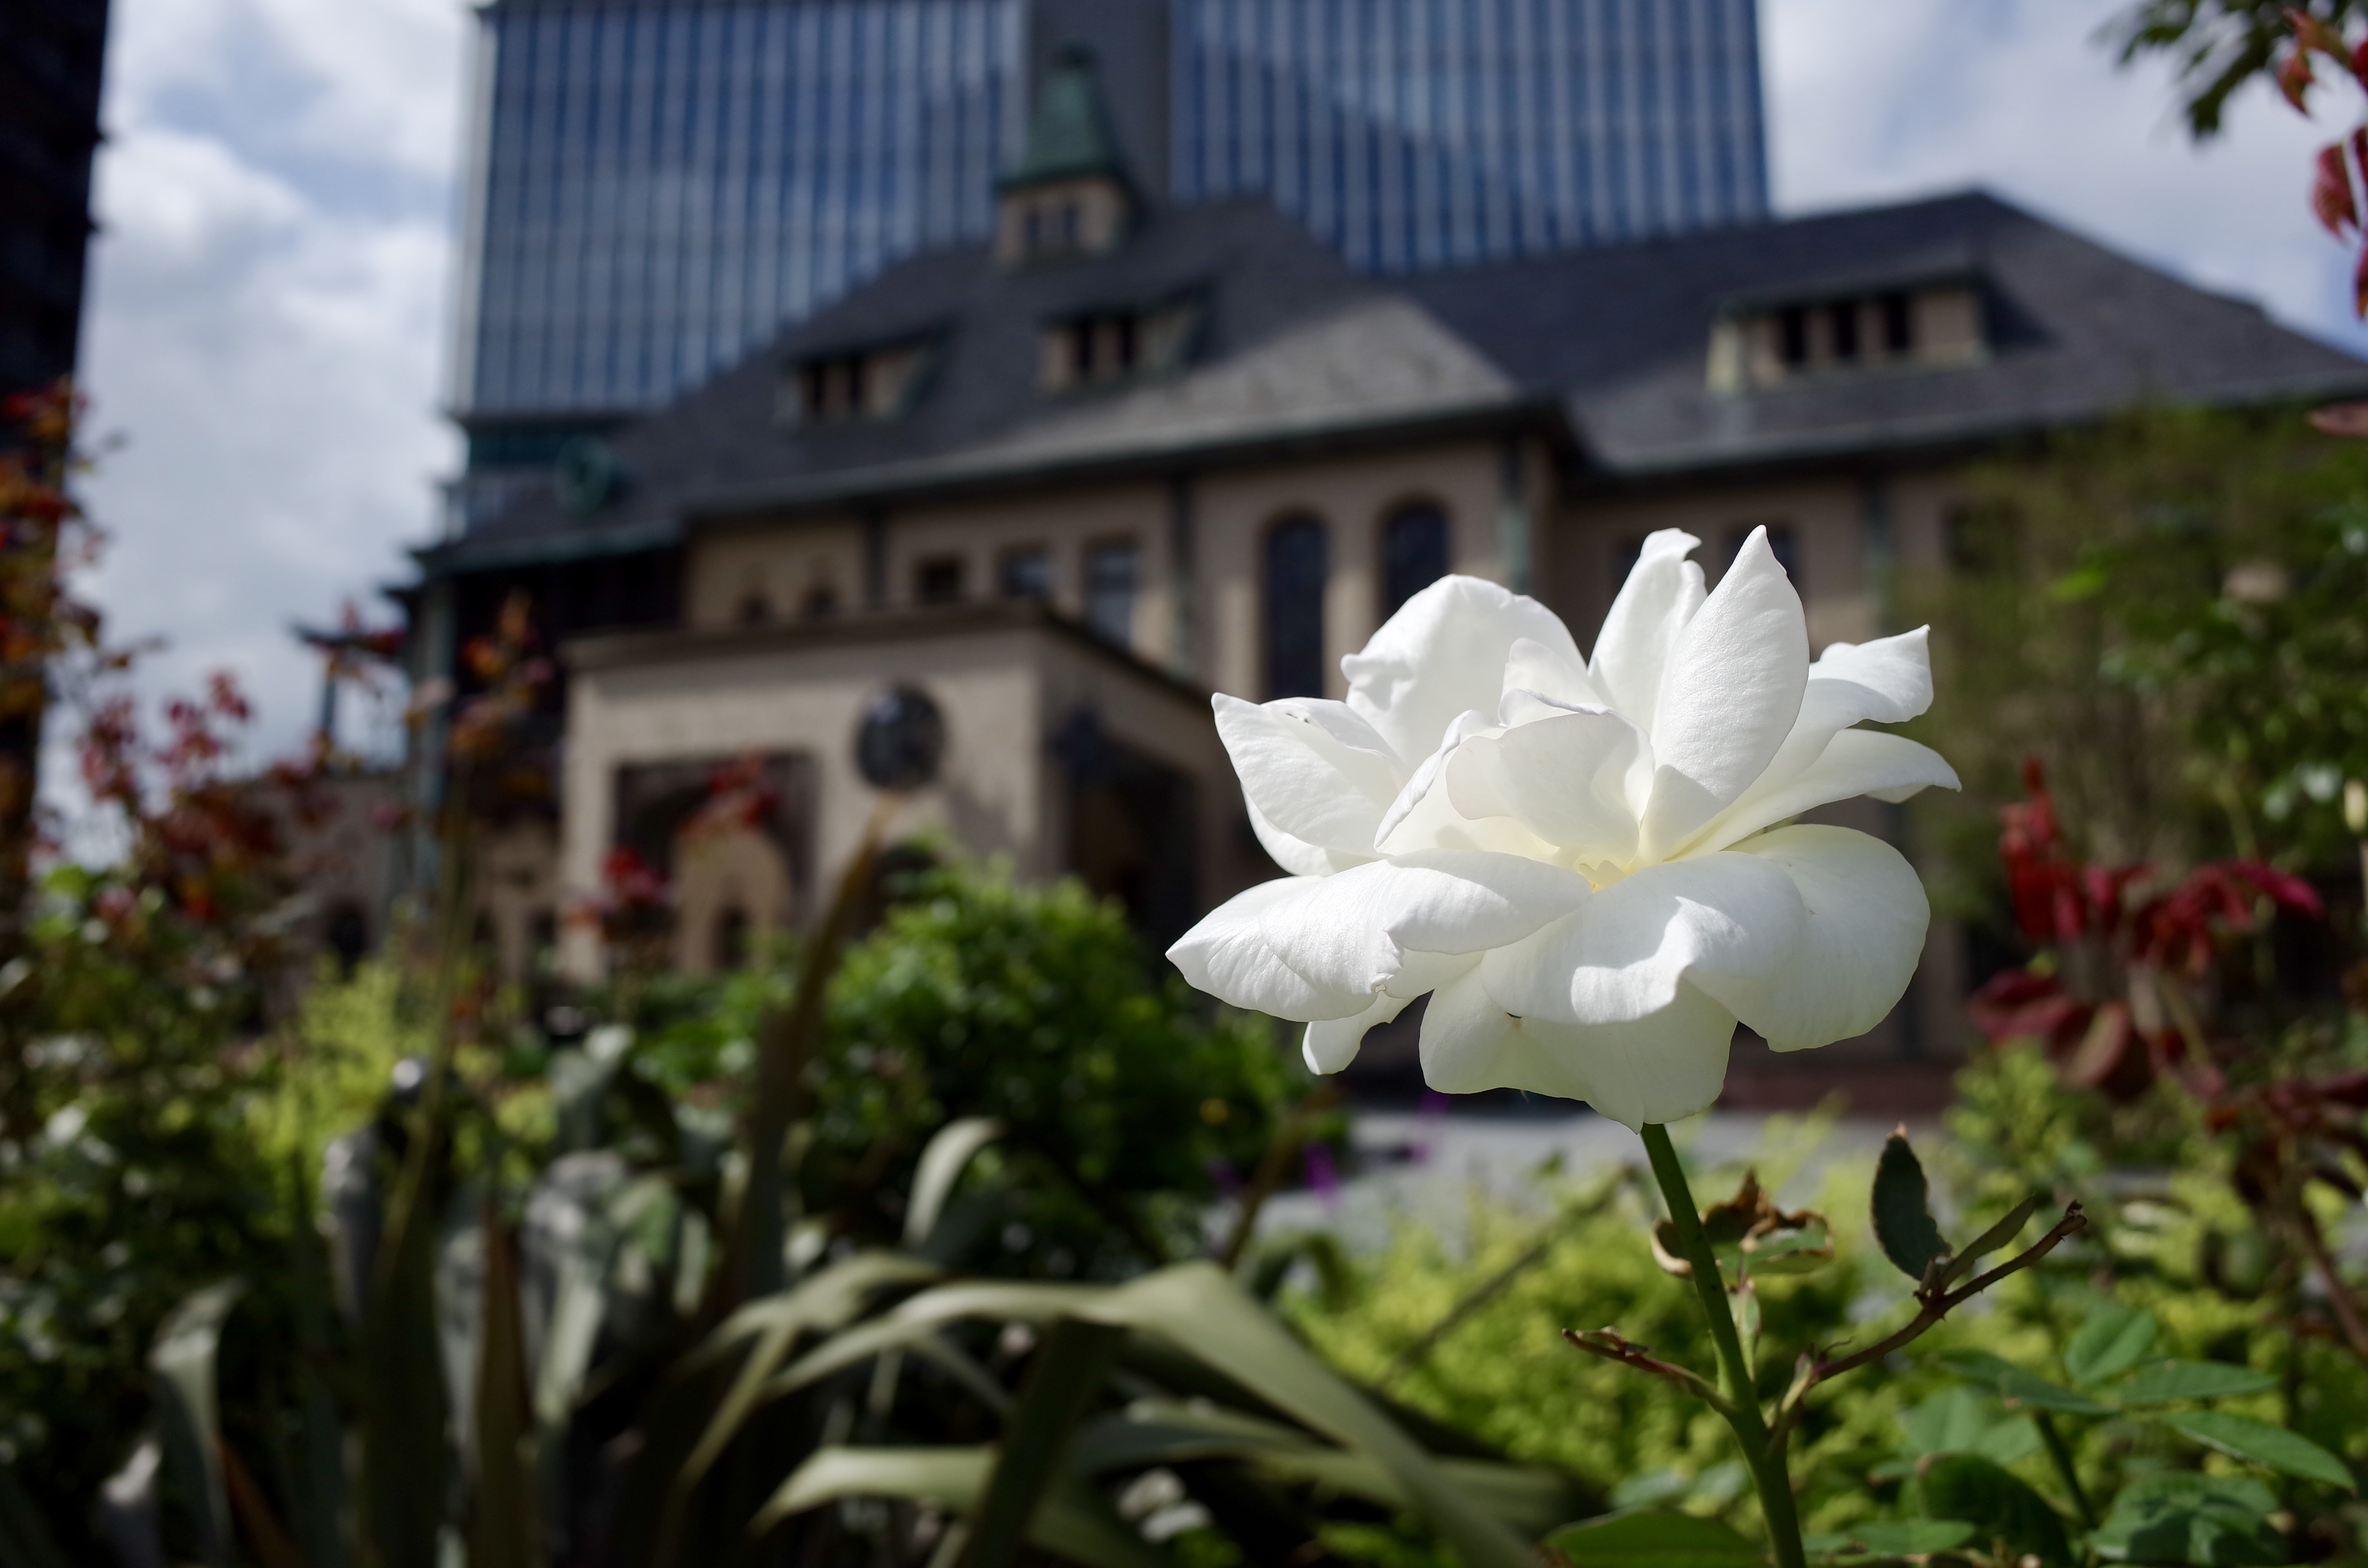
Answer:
[{"left": 1167, "top": 527, "right": 1959, "bottom": 1130}]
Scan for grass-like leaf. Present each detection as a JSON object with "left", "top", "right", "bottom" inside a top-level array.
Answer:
[
  {"left": 750, "top": 1447, "right": 1164, "bottom": 1568},
  {"left": 151, "top": 1279, "right": 245, "bottom": 1568},
  {"left": 954, "top": 1317, "right": 1125, "bottom": 1568}
]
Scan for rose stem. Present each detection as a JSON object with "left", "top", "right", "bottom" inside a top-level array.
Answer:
[{"left": 1640, "top": 1121, "right": 1809, "bottom": 1568}]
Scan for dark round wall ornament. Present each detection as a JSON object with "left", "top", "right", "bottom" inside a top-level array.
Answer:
[{"left": 855, "top": 684, "right": 946, "bottom": 791}]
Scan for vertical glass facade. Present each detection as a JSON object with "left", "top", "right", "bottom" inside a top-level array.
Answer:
[
  {"left": 451, "top": 0, "right": 1766, "bottom": 450},
  {"left": 1170, "top": 0, "right": 1767, "bottom": 269},
  {"left": 456, "top": 0, "right": 1024, "bottom": 422}
]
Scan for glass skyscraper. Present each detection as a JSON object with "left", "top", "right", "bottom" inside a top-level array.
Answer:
[
  {"left": 454, "top": 0, "right": 1024, "bottom": 433},
  {"left": 450, "top": 0, "right": 1765, "bottom": 522},
  {"left": 1171, "top": 0, "right": 1766, "bottom": 270}
]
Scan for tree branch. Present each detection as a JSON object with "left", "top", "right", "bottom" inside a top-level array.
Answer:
[
  {"left": 1774, "top": 1202, "right": 2087, "bottom": 1435},
  {"left": 2292, "top": 1197, "right": 2368, "bottom": 1369},
  {"left": 1562, "top": 1327, "right": 1737, "bottom": 1417}
]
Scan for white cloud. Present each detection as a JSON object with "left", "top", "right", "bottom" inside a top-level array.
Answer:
[
  {"left": 72, "top": 0, "right": 465, "bottom": 780},
  {"left": 1763, "top": 0, "right": 2368, "bottom": 354}
]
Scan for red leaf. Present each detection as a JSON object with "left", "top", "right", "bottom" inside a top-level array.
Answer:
[
  {"left": 2314, "top": 141, "right": 2358, "bottom": 236},
  {"left": 2282, "top": 44, "right": 2318, "bottom": 110},
  {"left": 2226, "top": 857, "right": 2326, "bottom": 917},
  {"left": 2291, "top": 7, "right": 2350, "bottom": 61},
  {"left": 2355, "top": 236, "right": 2368, "bottom": 318},
  {"left": 2353, "top": 34, "right": 2368, "bottom": 89}
]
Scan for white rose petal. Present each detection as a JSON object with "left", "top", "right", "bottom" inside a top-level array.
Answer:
[
  {"left": 1167, "top": 878, "right": 1374, "bottom": 1021},
  {"left": 1304, "top": 990, "right": 1418, "bottom": 1074},
  {"left": 1694, "top": 825, "right": 1934, "bottom": 1052},
  {"left": 1477, "top": 852, "right": 1805, "bottom": 1026},
  {"left": 1344, "top": 575, "right": 1583, "bottom": 766},
  {"left": 1418, "top": 965, "right": 1739, "bottom": 1131},
  {"left": 1172, "top": 535, "right": 1957, "bottom": 1112}
]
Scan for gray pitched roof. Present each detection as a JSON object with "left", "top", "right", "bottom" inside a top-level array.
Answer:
[
  {"left": 427, "top": 188, "right": 2368, "bottom": 573},
  {"left": 1402, "top": 189, "right": 2368, "bottom": 476}
]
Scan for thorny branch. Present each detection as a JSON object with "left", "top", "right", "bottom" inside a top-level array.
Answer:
[
  {"left": 1562, "top": 1327, "right": 1736, "bottom": 1417},
  {"left": 1569, "top": 1200, "right": 2090, "bottom": 1460},
  {"left": 1767, "top": 1201, "right": 2089, "bottom": 1447}
]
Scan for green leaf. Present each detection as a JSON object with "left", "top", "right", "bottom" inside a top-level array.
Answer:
[
  {"left": 1084, "top": 1264, "right": 1543, "bottom": 1568},
  {"left": 655, "top": 1252, "right": 946, "bottom": 1565},
  {"left": 2092, "top": 1474, "right": 2285, "bottom": 1567},
  {"left": 1850, "top": 1519, "right": 1976, "bottom": 1556},
  {"left": 1799, "top": 1533, "right": 1853, "bottom": 1557},
  {"left": 749, "top": 1447, "right": 1163, "bottom": 1568},
  {"left": 1745, "top": 1217, "right": 1835, "bottom": 1276},
  {"left": 1544, "top": 1510, "right": 1765, "bottom": 1568},
  {"left": 1936, "top": 1351, "right": 2113, "bottom": 1416},
  {"left": 1070, "top": 1401, "right": 1582, "bottom": 1538},
  {"left": 1940, "top": 1194, "right": 2044, "bottom": 1286},
  {"left": 904, "top": 1116, "right": 1004, "bottom": 1250},
  {"left": 1898, "top": 1388, "right": 2039, "bottom": 1465},
  {"left": 2110, "top": 1361, "right": 2278, "bottom": 1407},
  {"left": 151, "top": 1279, "right": 245, "bottom": 1568},
  {"left": 2159, "top": 1412, "right": 2355, "bottom": 1491},
  {"left": 469, "top": 1209, "right": 539, "bottom": 1568},
  {"left": 2065, "top": 1306, "right": 2159, "bottom": 1387},
  {"left": 1872, "top": 1132, "right": 1949, "bottom": 1281},
  {"left": 1913, "top": 1455, "right": 2073, "bottom": 1568},
  {"left": 765, "top": 1263, "right": 1542, "bottom": 1568},
  {"left": 1608, "top": 1471, "right": 1693, "bottom": 1510},
  {"left": 953, "top": 1317, "right": 1125, "bottom": 1568}
]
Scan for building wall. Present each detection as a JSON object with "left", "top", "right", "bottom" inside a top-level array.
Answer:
[
  {"left": 1547, "top": 463, "right": 1968, "bottom": 656},
  {"left": 1194, "top": 438, "right": 1511, "bottom": 699},
  {"left": 685, "top": 434, "right": 1522, "bottom": 698},
  {"left": 560, "top": 612, "right": 1260, "bottom": 974},
  {"left": 690, "top": 518, "right": 870, "bottom": 627}
]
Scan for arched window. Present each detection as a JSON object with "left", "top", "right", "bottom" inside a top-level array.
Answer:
[
  {"left": 1381, "top": 502, "right": 1450, "bottom": 617},
  {"left": 1264, "top": 514, "right": 1328, "bottom": 698}
]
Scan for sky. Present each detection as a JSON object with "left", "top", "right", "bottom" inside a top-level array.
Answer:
[{"left": 62, "top": 0, "right": 2368, "bottom": 779}]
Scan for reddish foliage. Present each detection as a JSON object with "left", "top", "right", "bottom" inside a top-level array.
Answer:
[
  {"left": 1977, "top": 759, "right": 2368, "bottom": 1332},
  {"left": 2281, "top": 13, "right": 2368, "bottom": 316},
  {"left": 2315, "top": 140, "right": 2359, "bottom": 235},
  {"left": 1976, "top": 759, "right": 2320, "bottom": 1101}
]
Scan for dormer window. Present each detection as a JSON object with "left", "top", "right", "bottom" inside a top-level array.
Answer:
[
  {"left": 1039, "top": 297, "right": 1199, "bottom": 393},
  {"left": 1709, "top": 280, "right": 1986, "bottom": 393},
  {"left": 781, "top": 337, "right": 936, "bottom": 426}
]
